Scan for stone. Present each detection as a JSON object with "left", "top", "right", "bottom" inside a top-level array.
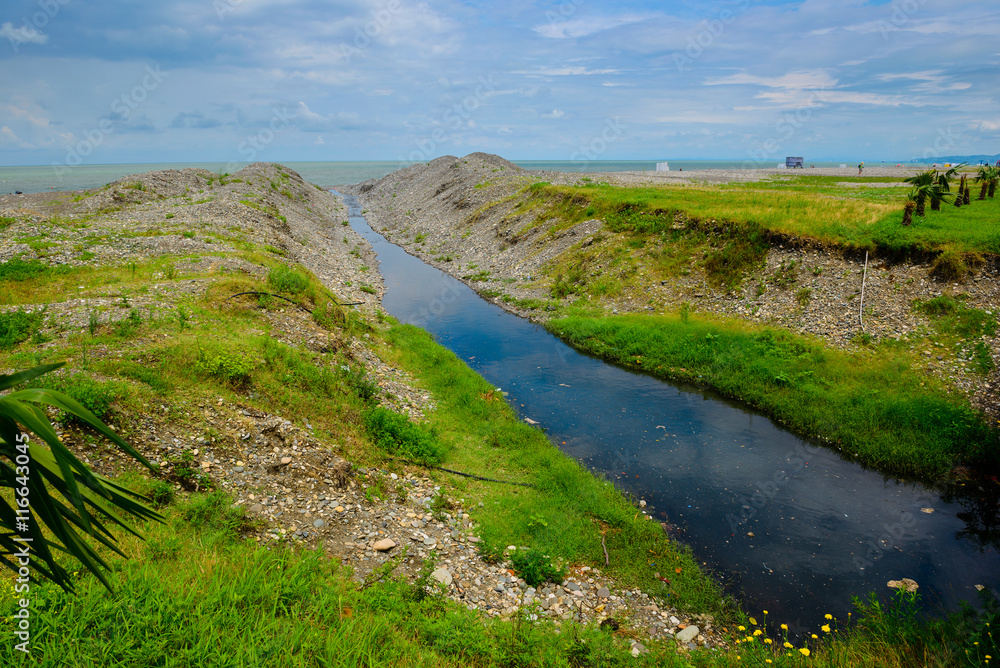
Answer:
[
  {"left": 373, "top": 538, "right": 396, "bottom": 551},
  {"left": 431, "top": 568, "right": 453, "bottom": 586},
  {"left": 597, "top": 587, "right": 610, "bottom": 598},
  {"left": 249, "top": 503, "right": 263, "bottom": 513},
  {"left": 313, "top": 519, "right": 325, "bottom": 528},
  {"left": 280, "top": 456, "right": 292, "bottom": 465},
  {"left": 233, "top": 466, "right": 245, "bottom": 473},
  {"left": 675, "top": 625, "right": 700, "bottom": 643}
]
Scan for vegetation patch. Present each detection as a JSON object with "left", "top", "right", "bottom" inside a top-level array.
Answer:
[
  {"left": 363, "top": 406, "right": 446, "bottom": 465},
  {"left": 548, "top": 314, "right": 999, "bottom": 477}
]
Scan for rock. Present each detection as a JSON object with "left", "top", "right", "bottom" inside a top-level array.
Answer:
[
  {"left": 372, "top": 538, "right": 396, "bottom": 551},
  {"left": 431, "top": 568, "right": 453, "bottom": 586},
  {"left": 249, "top": 503, "right": 263, "bottom": 513},
  {"left": 233, "top": 466, "right": 245, "bottom": 473},
  {"left": 675, "top": 625, "right": 700, "bottom": 643},
  {"left": 630, "top": 641, "right": 649, "bottom": 656},
  {"left": 887, "top": 578, "right": 918, "bottom": 592},
  {"left": 313, "top": 519, "right": 325, "bottom": 528},
  {"left": 597, "top": 587, "right": 610, "bottom": 598}
]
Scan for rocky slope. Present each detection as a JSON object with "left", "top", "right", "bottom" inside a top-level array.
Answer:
[{"left": 0, "top": 162, "right": 726, "bottom": 655}]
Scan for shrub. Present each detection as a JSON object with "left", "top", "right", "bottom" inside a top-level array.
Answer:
[
  {"left": 509, "top": 547, "right": 566, "bottom": 587},
  {"left": 268, "top": 265, "right": 310, "bottom": 295},
  {"left": 930, "top": 249, "right": 983, "bottom": 281},
  {"left": 0, "top": 309, "right": 43, "bottom": 349},
  {"left": 27, "top": 372, "right": 118, "bottom": 422},
  {"left": 194, "top": 348, "right": 258, "bottom": 387},
  {"left": 363, "top": 407, "right": 445, "bottom": 465}
]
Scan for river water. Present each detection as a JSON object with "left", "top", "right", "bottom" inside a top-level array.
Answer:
[{"left": 338, "top": 192, "right": 1000, "bottom": 634}]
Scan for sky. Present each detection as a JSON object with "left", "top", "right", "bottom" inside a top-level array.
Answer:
[{"left": 1, "top": 0, "right": 998, "bottom": 168}]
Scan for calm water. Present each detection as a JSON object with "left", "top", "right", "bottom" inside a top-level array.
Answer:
[
  {"left": 0, "top": 159, "right": 916, "bottom": 195},
  {"left": 337, "top": 191, "right": 999, "bottom": 636}
]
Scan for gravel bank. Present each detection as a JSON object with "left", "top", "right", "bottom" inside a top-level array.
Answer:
[{"left": 0, "top": 162, "right": 727, "bottom": 655}]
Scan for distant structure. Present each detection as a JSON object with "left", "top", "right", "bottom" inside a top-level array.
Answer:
[
  {"left": 656, "top": 162, "right": 670, "bottom": 172},
  {"left": 785, "top": 157, "right": 804, "bottom": 169}
]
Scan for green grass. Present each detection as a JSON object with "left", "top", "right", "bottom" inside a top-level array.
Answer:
[
  {"left": 547, "top": 313, "right": 998, "bottom": 478},
  {"left": 380, "top": 324, "right": 727, "bottom": 611},
  {"left": 524, "top": 181, "right": 1000, "bottom": 256}
]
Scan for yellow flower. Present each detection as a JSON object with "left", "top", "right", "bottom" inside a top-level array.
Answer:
[
  {"left": 738, "top": 625, "right": 746, "bottom": 631},
  {"left": 784, "top": 641, "right": 794, "bottom": 649},
  {"left": 824, "top": 613, "right": 833, "bottom": 620},
  {"left": 766, "top": 661, "right": 773, "bottom": 665},
  {"left": 781, "top": 623, "right": 788, "bottom": 630},
  {"left": 763, "top": 610, "right": 769, "bottom": 615},
  {"left": 821, "top": 624, "right": 831, "bottom": 633},
  {"left": 800, "top": 648, "right": 811, "bottom": 657},
  {"left": 764, "top": 638, "right": 773, "bottom": 644},
  {"left": 753, "top": 630, "right": 763, "bottom": 636},
  {"left": 749, "top": 617, "right": 757, "bottom": 626},
  {"left": 811, "top": 634, "right": 818, "bottom": 639}
]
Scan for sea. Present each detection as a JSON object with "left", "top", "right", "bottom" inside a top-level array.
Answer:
[{"left": 0, "top": 159, "right": 915, "bottom": 195}]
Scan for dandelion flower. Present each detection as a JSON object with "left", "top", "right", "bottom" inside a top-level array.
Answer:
[
  {"left": 763, "top": 610, "right": 769, "bottom": 615},
  {"left": 811, "top": 634, "right": 818, "bottom": 639},
  {"left": 800, "top": 648, "right": 811, "bottom": 656},
  {"left": 754, "top": 630, "right": 763, "bottom": 636},
  {"left": 824, "top": 613, "right": 833, "bottom": 620},
  {"left": 821, "top": 624, "right": 831, "bottom": 633},
  {"left": 738, "top": 625, "right": 746, "bottom": 631},
  {"left": 784, "top": 641, "right": 794, "bottom": 649},
  {"left": 781, "top": 623, "right": 788, "bottom": 630},
  {"left": 750, "top": 617, "right": 757, "bottom": 625},
  {"left": 765, "top": 638, "right": 773, "bottom": 644}
]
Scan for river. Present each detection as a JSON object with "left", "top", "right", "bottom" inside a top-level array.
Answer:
[{"left": 353, "top": 191, "right": 998, "bottom": 633}]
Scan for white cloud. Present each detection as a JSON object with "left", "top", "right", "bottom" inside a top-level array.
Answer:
[
  {"left": 541, "top": 109, "right": 565, "bottom": 119},
  {"left": 0, "top": 22, "right": 48, "bottom": 47},
  {"left": 534, "top": 13, "right": 652, "bottom": 39}
]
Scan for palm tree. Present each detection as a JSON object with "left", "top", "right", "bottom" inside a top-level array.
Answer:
[
  {"left": 987, "top": 166, "right": 999, "bottom": 198},
  {"left": 954, "top": 175, "right": 965, "bottom": 207},
  {"left": 976, "top": 166, "right": 992, "bottom": 200},
  {"left": 1, "top": 363, "right": 162, "bottom": 591},
  {"left": 903, "top": 170, "right": 939, "bottom": 217},
  {"left": 902, "top": 197, "right": 916, "bottom": 226}
]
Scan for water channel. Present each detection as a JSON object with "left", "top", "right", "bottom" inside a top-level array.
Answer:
[{"left": 338, "top": 192, "right": 1000, "bottom": 633}]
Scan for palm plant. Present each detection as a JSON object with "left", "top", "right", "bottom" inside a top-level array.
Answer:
[
  {"left": 987, "top": 166, "right": 999, "bottom": 198},
  {"left": 975, "top": 166, "right": 992, "bottom": 200},
  {"left": 901, "top": 197, "right": 916, "bottom": 226},
  {"left": 954, "top": 175, "right": 966, "bottom": 207},
  {"left": 903, "top": 170, "right": 939, "bottom": 217},
  {"left": 1, "top": 363, "right": 162, "bottom": 591},
  {"left": 931, "top": 164, "right": 962, "bottom": 210}
]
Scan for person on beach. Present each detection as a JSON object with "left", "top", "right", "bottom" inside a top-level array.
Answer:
[{"left": 858, "top": 162, "right": 864, "bottom": 175}]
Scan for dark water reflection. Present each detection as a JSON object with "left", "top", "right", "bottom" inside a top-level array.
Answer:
[{"left": 338, "top": 192, "right": 1000, "bottom": 634}]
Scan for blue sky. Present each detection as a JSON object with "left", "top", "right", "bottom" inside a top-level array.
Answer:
[{"left": 1, "top": 0, "right": 998, "bottom": 167}]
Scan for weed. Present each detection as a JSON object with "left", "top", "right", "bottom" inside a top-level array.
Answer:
[
  {"left": 0, "top": 309, "right": 43, "bottom": 349},
  {"left": 342, "top": 365, "right": 380, "bottom": 404},
  {"left": 796, "top": 287, "right": 813, "bottom": 306},
  {"left": 195, "top": 346, "right": 258, "bottom": 387},
  {"left": 177, "top": 306, "right": 190, "bottom": 331},
  {"left": 114, "top": 308, "right": 143, "bottom": 337},
  {"left": 415, "top": 232, "right": 427, "bottom": 243},
  {"left": 770, "top": 260, "right": 799, "bottom": 288},
  {"left": 164, "top": 263, "right": 177, "bottom": 280},
  {"left": 268, "top": 265, "right": 309, "bottom": 295},
  {"left": 359, "top": 283, "right": 377, "bottom": 295},
  {"left": 182, "top": 231, "right": 195, "bottom": 239},
  {"left": 679, "top": 301, "right": 691, "bottom": 323},
  {"left": 929, "top": 248, "right": 983, "bottom": 281},
  {"left": 509, "top": 547, "right": 566, "bottom": 587},
  {"left": 915, "top": 294, "right": 997, "bottom": 339},
  {"left": 363, "top": 407, "right": 446, "bottom": 465}
]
